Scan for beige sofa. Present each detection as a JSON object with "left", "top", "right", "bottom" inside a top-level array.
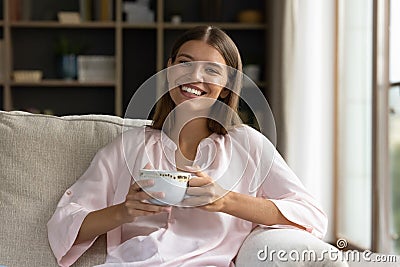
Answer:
[{"left": 0, "top": 110, "right": 347, "bottom": 267}]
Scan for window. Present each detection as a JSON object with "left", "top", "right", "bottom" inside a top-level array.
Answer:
[
  {"left": 336, "top": 0, "right": 373, "bottom": 249},
  {"left": 337, "top": 0, "right": 399, "bottom": 254}
]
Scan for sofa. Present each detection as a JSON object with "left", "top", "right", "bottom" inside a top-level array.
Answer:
[{"left": 0, "top": 110, "right": 348, "bottom": 266}]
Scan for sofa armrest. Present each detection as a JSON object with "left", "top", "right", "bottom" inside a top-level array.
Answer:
[{"left": 235, "top": 227, "right": 349, "bottom": 267}]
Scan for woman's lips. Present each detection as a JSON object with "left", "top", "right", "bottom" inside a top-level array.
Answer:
[{"left": 180, "top": 85, "right": 205, "bottom": 99}]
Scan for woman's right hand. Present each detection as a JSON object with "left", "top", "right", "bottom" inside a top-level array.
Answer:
[
  {"left": 76, "top": 179, "right": 170, "bottom": 245},
  {"left": 120, "top": 179, "right": 171, "bottom": 223}
]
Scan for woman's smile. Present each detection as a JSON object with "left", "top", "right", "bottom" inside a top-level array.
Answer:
[{"left": 180, "top": 84, "right": 207, "bottom": 98}]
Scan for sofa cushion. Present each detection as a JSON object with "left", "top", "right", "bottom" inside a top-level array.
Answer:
[{"left": 0, "top": 111, "right": 150, "bottom": 267}]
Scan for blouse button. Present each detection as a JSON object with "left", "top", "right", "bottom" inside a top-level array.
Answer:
[{"left": 66, "top": 190, "right": 72, "bottom": 196}]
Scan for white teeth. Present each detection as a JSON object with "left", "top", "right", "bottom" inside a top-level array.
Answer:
[{"left": 182, "top": 86, "right": 202, "bottom": 96}]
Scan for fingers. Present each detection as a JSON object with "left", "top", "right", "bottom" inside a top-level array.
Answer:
[
  {"left": 123, "top": 186, "right": 170, "bottom": 220},
  {"left": 188, "top": 176, "right": 213, "bottom": 187},
  {"left": 181, "top": 195, "right": 213, "bottom": 207},
  {"left": 125, "top": 200, "right": 170, "bottom": 213},
  {"left": 128, "top": 180, "right": 166, "bottom": 203},
  {"left": 126, "top": 190, "right": 164, "bottom": 201},
  {"left": 122, "top": 202, "right": 170, "bottom": 219},
  {"left": 142, "top": 162, "right": 154, "bottom": 170},
  {"left": 183, "top": 165, "right": 205, "bottom": 177},
  {"left": 130, "top": 179, "right": 154, "bottom": 192},
  {"left": 186, "top": 186, "right": 213, "bottom": 196}
]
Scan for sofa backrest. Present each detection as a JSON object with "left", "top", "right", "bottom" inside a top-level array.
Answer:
[{"left": 0, "top": 111, "right": 150, "bottom": 267}]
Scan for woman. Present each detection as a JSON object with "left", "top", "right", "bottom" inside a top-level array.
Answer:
[{"left": 47, "top": 26, "right": 327, "bottom": 267}]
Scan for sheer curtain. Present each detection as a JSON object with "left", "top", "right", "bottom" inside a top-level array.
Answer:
[{"left": 270, "top": 0, "right": 336, "bottom": 241}]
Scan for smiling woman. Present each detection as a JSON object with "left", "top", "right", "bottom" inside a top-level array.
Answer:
[{"left": 47, "top": 26, "right": 335, "bottom": 267}]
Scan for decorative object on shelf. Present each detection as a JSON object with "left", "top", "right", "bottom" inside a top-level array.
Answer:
[
  {"left": 237, "top": 9, "right": 263, "bottom": 24},
  {"left": 79, "top": 0, "right": 92, "bottom": 21},
  {"left": 9, "top": 0, "right": 32, "bottom": 21},
  {"left": 60, "top": 55, "right": 78, "bottom": 80},
  {"left": 123, "top": 0, "right": 154, "bottom": 23},
  {"left": 55, "top": 36, "right": 83, "bottom": 80},
  {"left": 9, "top": 0, "right": 21, "bottom": 21},
  {"left": 13, "top": 70, "right": 43, "bottom": 82},
  {"left": 171, "top": 15, "right": 182, "bottom": 24},
  {"left": 94, "top": 0, "right": 114, "bottom": 21},
  {"left": 57, "top": 12, "right": 81, "bottom": 24},
  {"left": 79, "top": 0, "right": 113, "bottom": 22},
  {"left": 77, "top": 56, "right": 115, "bottom": 82}
]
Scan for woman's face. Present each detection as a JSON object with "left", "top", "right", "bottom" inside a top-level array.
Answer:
[{"left": 167, "top": 40, "right": 229, "bottom": 107}]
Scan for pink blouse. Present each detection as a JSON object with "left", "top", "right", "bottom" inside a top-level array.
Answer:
[{"left": 47, "top": 125, "right": 327, "bottom": 267}]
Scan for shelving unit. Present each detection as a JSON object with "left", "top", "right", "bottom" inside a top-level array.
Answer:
[{"left": 0, "top": 0, "right": 270, "bottom": 117}]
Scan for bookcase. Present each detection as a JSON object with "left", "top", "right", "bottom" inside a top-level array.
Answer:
[{"left": 0, "top": 0, "right": 270, "bottom": 118}]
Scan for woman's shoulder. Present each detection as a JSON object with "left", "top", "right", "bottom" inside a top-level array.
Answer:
[
  {"left": 227, "top": 125, "right": 276, "bottom": 153},
  {"left": 122, "top": 125, "right": 160, "bottom": 137},
  {"left": 121, "top": 125, "right": 163, "bottom": 147},
  {"left": 228, "top": 124, "right": 267, "bottom": 141}
]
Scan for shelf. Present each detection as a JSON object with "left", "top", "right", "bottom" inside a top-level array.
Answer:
[
  {"left": 2, "top": 0, "right": 269, "bottom": 117},
  {"left": 120, "top": 22, "right": 267, "bottom": 30},
  {"left": 10, "top": 21, "right": 116, "bottom": 29},
  {"left": 10, "top": 80, "right": 116, "bottom": 87},
  {"left": 121, "top": 23, "right": 158, "bottom": 29},
  {"left": 163, "top": 22, "right": 267, "bottom": 30}
]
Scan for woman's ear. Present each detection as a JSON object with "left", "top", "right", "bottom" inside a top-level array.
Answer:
[{"left": 219, "top": 88, "right": 229, "bottom": 99}]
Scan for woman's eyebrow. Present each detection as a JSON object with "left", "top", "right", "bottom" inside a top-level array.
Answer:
[
  {"left": 205, "top": 62, "right": 224, "bottom": 70},
  {"left": 176, "top": 53, "right": 196, "bottom": 60}
]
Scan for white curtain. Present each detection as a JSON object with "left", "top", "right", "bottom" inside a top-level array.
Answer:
[{"left": 275, "top": 0, "right": 336, "bottom": 242}]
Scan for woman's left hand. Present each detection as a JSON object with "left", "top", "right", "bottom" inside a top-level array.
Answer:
[{"left": 181, "top": 168, "right": 230, "bottom": 212}]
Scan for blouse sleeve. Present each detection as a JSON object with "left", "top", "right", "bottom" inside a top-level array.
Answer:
[
  {"left": 248, "top": 128, "right": 328, "bottom": 239},
  {"left": 47, "top": 135, "right": 125, "bottom": 267},
  {"left": 259, "top": 151, "right": 328, "bottom": 239}
]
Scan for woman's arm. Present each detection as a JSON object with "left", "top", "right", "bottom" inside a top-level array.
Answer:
[
  {"left": 74, "top": 180, "right": 170, "bottom": 244},
  {"left": 183, "top": 173, "right": 304, "bottom": 229},
  {"left": 221, "top": 191, "right": 305, "bottom": 229}
]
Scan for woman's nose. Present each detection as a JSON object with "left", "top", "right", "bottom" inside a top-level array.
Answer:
[{"left": 188, "top": 63, "right": 204, "bottom": 82}]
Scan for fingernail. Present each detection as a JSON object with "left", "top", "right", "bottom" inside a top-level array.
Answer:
[{"left": 146, "top": 179, "right": 155, "bottom": 186}]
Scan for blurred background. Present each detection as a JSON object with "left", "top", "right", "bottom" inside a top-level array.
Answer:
[{"left": 0, "top": 0, "right": 398, "bottom": 257}]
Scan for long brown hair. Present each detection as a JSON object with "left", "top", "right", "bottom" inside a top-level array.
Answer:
[{"left": 151, "top": 26, "right": 243, "bottom": 135}]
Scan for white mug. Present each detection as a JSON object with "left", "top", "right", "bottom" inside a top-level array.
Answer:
[{"left": 138, "top": 169, "right": 191, "bottom": 205}]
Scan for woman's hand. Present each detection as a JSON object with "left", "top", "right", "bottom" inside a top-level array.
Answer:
[
  {"left": 75, "top": 178, "right": 170, "bottom": 245},
  {"left": 182, "top": 168, "right": 230, "bottom": 212},
  {"left": 120, "top": 179, "right": 171, "bottom": 223}
]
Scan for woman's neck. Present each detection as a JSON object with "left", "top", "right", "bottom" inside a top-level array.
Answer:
[
  {"left": 172, "top": 118, "right": 211, "bottom": 169},
  {"left": 170, "top": 116, "right": 211, "bottom": 145}
]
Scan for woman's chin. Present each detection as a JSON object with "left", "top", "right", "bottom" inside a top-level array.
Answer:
[{"left": 174, "top": 97, "right": 216, "bottom": 114}]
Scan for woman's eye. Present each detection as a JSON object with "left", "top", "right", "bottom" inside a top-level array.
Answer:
[
  {"left": 205, "top": 67, "right": 220, "bottom": 75},
  {"left": 179, "top": 61, "right": 192, "bottom": 67}
]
